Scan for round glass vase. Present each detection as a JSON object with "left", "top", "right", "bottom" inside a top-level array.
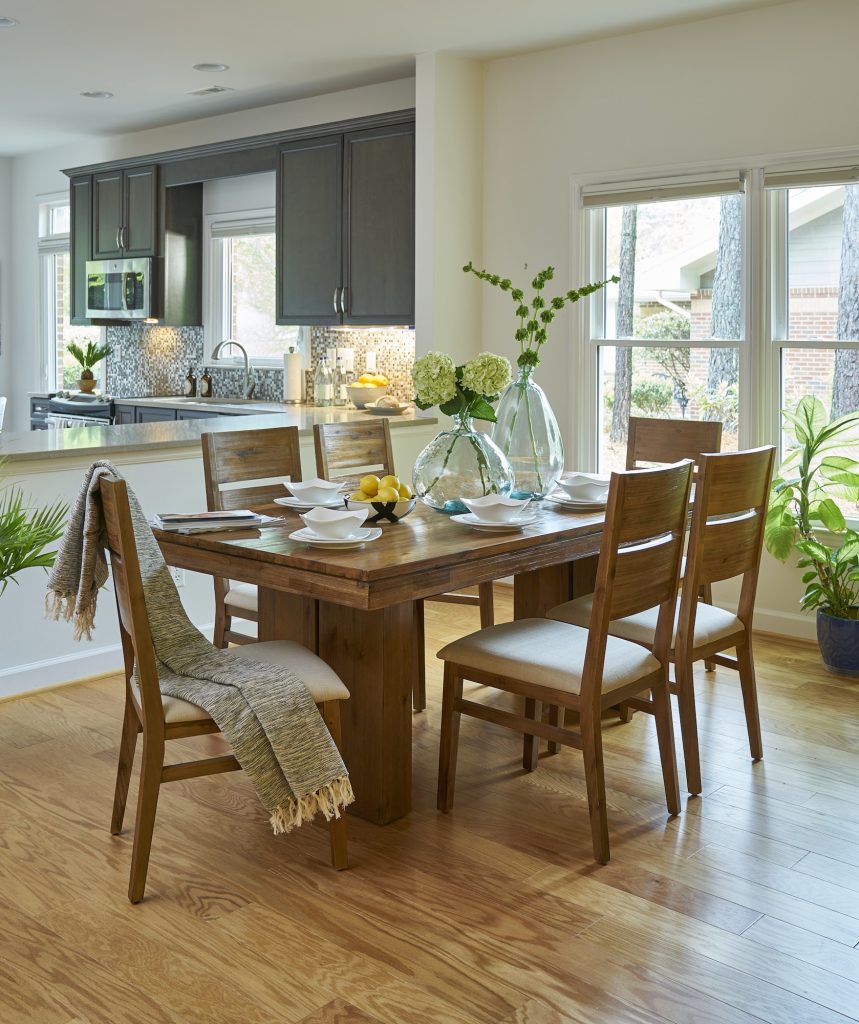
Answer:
[
  {"left": 491, "top": 367, "right": 564, "bottom": 499},
  {"left": 412, "top": 413, "right": 514, "bottom": 514}
]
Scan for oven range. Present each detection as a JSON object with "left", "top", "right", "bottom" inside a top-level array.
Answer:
[{"left": 31, "top": 393, "right": 114, "bottom": 430}]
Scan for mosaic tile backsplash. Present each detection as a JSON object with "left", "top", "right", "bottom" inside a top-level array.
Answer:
[{"left": 105, "top": 324, "right": 416, "bottom": 403}]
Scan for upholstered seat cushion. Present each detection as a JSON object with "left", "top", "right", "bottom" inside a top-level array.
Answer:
[
  {"left": 225, "top": 581, "right": 257, "bottom": 613},
  {"left": 134, "top": 640, "right": 349, "bottom": 724},
  {"left": 547, "top": 596, "right": 742, "bottom": 650},
  {"left": 438, "top": 618, "right": 660, "bottom": 696}
]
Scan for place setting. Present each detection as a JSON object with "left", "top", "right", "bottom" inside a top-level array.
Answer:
[
  {"left": 274, "top": 477, "right": 348, "bottom": 510},
  {"left": 449, "top": 495, "right": 538, "bottom": 533},
  {"left": 289, "top": 505, "right": 382, "bottom": 549},
  {"left": 545, "top": 472, "right": 610, "bottom": 512}
]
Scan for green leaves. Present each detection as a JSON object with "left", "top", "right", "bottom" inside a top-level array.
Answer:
[
  {"left": 0, "top": 463, "right": 68, "bottom": 596},
  {"left": 66, "top": 339, "right": 113, "bottom": 371}
]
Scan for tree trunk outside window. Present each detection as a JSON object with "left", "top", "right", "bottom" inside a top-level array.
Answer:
[
  {"left": 706, "top": 194, "right": 742, "bottom": 427},
  {"left": 832, "top": 184, "right": 859, "bottom": 421},
  {"left": 610, "top": 205, "right": 637, "bottom": 443}
]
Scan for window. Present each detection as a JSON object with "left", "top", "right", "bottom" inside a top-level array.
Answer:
[
  {"left": 583, "top": 174, "right": 746, "bottom": 471},
  {"left": 205, "top": 210, "right": 304, "bottom": 364},
  {"left": 38, "top": 196, "right": 104, "bottom": 390}
]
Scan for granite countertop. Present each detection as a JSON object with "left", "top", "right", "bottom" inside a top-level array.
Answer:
[
  {"left": 112, "top": 396, "right": 306, "bottom": 416},
  {"left": 1, "top": 407, "right": 437, "bottom": 463}
]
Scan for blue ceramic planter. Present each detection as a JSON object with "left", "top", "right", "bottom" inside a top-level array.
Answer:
[{"left": 817, "top": 609, "right": 859, "bottom": 678}]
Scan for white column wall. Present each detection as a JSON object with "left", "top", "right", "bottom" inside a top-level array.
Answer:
[{"left": 0, "top": 157, "right": 11, "bottom": 409}]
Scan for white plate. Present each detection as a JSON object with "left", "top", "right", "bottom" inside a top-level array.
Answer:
[
  {"left": 288, "top": 526, "right": 382, "bottom": 549},
  {"left": 546, "top": 493, "right": 607, "bottom": 511},
  {"left": 364, "top": 403, "right": 411, "bottom": 416},
  {"left": 274, "top": 495, "right": 346, "bottom": 510},
  {"left": 450, "top": 512, "right": 538, "bottom": 532}
]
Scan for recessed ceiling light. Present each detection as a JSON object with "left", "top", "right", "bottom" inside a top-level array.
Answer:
[
  {"left": 188, "top": 86, "right": 235, "bottom": 96},
  {"left": 0, "top": 16, "right": 18, "bottom": 27},
  {"left": 193, "top": 63, "right": 229, "bottom": 73},
  {"left": 80, "top": 90, "right": 114, "bottom": 100}
]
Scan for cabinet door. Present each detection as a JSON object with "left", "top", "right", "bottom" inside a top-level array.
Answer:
[
  {"left": 92, "top": 170, "right": 124, "bottom": 259},
  {"left": 113, "top": 407, "right": 135, "bottom": 425},
  {"left": 276, "top": 135, "right": 342, "bottom": 325},
  {"left": 135, "top": 407, "right": 177, "bottom": 423},
  {"left": 69, "top": 176, "right": 92, "bottom": 325},
  {"left": 123, "top": 165, "right": 159, "bottom": 257},
  {"left": 343, "top": 123, "right": 414, "bottom": 326}
]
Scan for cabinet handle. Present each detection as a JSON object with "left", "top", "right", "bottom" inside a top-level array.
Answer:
[
  {"left": 120, "top": 225, "right": 127, "bottom": 250},
  {"left": 333, "top": 287, "right": 340, "bottom": 314},
  {"left": 340, "top": 286, "right": 347, "bottom": 314},
  {"left": 115, "top": 228, "right": 121, "bottom": 251}
]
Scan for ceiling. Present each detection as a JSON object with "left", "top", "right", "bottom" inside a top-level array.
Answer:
[{"left": 0, "top": 0, "right": 786, "bottom": 157}]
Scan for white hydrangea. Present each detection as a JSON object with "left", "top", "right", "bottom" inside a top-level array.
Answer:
[
  {"left": 412, "top": 351, "right": 457, "bottom": 407},
  {"left": 461, "top": 352, "right": 511, "bottom": 399}
]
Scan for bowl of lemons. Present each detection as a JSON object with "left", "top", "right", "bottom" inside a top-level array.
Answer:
[
  {"left": 346, "top": 473, "right": 416, "bottom": 523},
  {"left": 347, "top": 373, "right": 390, "bottom": 408}
]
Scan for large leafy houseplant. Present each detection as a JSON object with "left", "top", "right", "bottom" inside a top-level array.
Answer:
[
  {"left": 67, "top": 340, "right": 112, "bottom": 391},
  {"left": 0, "top": 460, "right": 68, "bottom": 596},
  {"left": 765, "top": 397, "right": 859, "bottom": 675}
]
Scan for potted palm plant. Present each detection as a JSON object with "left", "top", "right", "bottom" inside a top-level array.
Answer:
[
  {"left": 67, "top": 340, "right": 112, "bottom": 393},
  {"left": 0, "top": 461, "right": 67, "bottom": 596},
  {"left": 765, "top": 396, "right": 859, "bottom": 676}
]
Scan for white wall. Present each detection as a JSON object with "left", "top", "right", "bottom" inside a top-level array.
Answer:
[
  {"left": 6, "top": 77, "right": 415, "bottom": 431},
  {"left": 0, "top": 157, "right": 11, "bottom": 411}
]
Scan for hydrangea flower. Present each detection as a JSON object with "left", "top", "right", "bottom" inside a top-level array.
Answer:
[
  {"left": 412, "top": 351, "right": 457, "bottom": 407},
  {"left": 461, "top": 352, "right": 511, "bottom": 399}
]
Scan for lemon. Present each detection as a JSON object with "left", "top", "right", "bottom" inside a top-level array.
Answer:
[
  {"left": 359, "top": 474, "right": 380, "bottom": 496},
  {"left": 376, "top": 485, "right": 400, "bottom": 503},
  {"left": 379, "top": 474, "right": 400, "bottom": 491},
  {"left": 398, "top": 482, "right": 414, "bottom": 499},
  {"left": 350, "top": 491, "right": 371, "bottom": 502}
]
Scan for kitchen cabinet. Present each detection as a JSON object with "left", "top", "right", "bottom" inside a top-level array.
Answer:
[
  {"left": 276, "top": 121, "right": 414, "bottom": 326},
  {"left": 134, "top": 406, "right": 176, "bottom": 424},
  {"left": 92, "top": 165, "right": 159, "bottom": 259},
  {"left": 69, "top": 176, "right": 92, "bottom": 325},
  {"left": 113, "top": 407, "right": 135, "bottom": 425}
]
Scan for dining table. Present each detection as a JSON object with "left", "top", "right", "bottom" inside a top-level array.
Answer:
[{"left": 155, "top": 499, "right": 607, "bottom": 825}]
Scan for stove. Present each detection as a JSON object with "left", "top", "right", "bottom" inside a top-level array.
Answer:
[{"left": 41, "top": 392, "right": 114, "bottom": 429}]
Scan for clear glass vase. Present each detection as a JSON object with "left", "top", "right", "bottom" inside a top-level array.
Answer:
[
  {"left": 412, "top": 413, "right": 514, "bottom": 514},
  {"left": 491, "top": 367, "right": 565, "bottom": 499}
]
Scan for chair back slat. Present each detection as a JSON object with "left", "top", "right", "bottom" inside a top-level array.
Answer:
[
  {"left": 202, "top": 427, "right": 302, "bottom": 511},
  {"left": 610, "top": 534, "right": 686, "bottom": 621},
  {"left": 314, "top": 420, "right": 395, "bottom": 481},
  {"left": 626, "top": 417, "right": 722, "bottom": 478}
]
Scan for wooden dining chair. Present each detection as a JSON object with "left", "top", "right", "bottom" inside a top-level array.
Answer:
[
  {"left": 436, "top": 460, "right": 693, "bottom": 863},
  {"left": 202, "top": 426, "right": 302, "bottom": 647},
  {"left": 548, "top": 446, "right": 775, "bottom": 795},
  {"left": 101, "top": 475, "right": 349, "bottom": 904},
  {"left": 313, "top": 419, "right": 496, "bottom": 713}
]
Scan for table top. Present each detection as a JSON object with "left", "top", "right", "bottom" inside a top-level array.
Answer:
[{"left": 156, "top": 499, "right": 608, "bottom": 610}]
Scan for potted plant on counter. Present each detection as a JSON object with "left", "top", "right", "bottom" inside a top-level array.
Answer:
[
  {"left": 765, "top": 396, "right": 859, "bottom": 677},
  {"left": 67, "top": 340, "right": 112, "bottom": 394}
]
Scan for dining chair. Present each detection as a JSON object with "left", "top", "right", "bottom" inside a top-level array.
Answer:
[
  {"left": 436, "top": 459, "right": 693, "bottom": 863},
  {"left": 202, "top": 426, "right": 302, "bottom": 647},
  {"left": 101, "top": 475, "right": 349, "bottom": 904},
  {"left": 548, "top": 445, "right": 775, "bottom": 795},
  {"left": 313, "top": 419, "right": 496, "bottom": 713}
]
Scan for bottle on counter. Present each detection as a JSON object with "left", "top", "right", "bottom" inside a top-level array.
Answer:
[
  {"left": 200, "top": 370, "right": 213, "bottom": 398},
  {"left": 313, "top": 354, "right": 333, "bottom": 407},
  {"left": 183, "top": 366, "right": 197, "bottom": 397},
  {"left": 333, "top": 355, "right": 351, "bottom": 406}
]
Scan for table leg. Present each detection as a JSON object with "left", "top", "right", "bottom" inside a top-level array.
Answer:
[
  {"left": 318, "top": 600, "right": 416, "bottom": 824},
  {"left": 257, "top": 588, "right": 319, "bottom": 651}
]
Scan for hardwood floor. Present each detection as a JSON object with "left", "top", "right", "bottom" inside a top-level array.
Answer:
[{"left": 2, "top": 588, "right": 859, "bottom": 1023}]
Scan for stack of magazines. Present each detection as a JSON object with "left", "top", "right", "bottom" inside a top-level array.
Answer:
[{"left": 151, "top": 510, "right": 274, "bottom": 534}]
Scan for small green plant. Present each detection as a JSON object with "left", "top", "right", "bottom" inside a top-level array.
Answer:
[
  {"left": 765, "top": 397, "right": 859, "bottom": 619},
  {"left": 67, "top": 340, "right": 113, "bottom": 381},
  {"left": 631, "top": 380, "right": 673, "bottom": 416},
  {"left": 0, "top": 461, "right": 68, "bottom": 596}
]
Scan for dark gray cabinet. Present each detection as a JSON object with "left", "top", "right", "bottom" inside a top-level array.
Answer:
[
  {"left": 113, "top": 406, "right": 135, "bottom": 425},
  {"left": 276, "top": 121, "right": 414, "bottom": 326},
  {"left": 69, "top": 176, "right": 92, "bottom": 325},
  {"left": 92, "top": 165, "right": 158, "bottom": 259},
  {"left": 134, "top": 406, "right": 176, "bottom": 424}
]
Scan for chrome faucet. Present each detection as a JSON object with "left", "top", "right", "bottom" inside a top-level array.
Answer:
[{"left": 211, "top": 340, "right": 255, "bottom": 399}]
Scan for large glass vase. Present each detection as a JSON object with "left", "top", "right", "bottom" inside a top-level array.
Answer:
[
  {"left": 412, "top": 413, "right": 514, "bottom": 514},
  {"left": 491, "top": 368, "right": 565, "bottom": 499}
]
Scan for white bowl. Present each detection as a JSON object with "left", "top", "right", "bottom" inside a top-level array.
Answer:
[
  {"left": 299, "top": 506, "right": 369, "bottom": 539},
  {"left": 556, "top": 473, "right": 611, "bottom": 502},
  {"left": 460, "top": 494, "right": 532, "bottom": 523},
  {"left": 284, "top": 477, "right": 346, "bottom": 505},
  {"left": 347, "top": 384, "right": 389, "bottom": 409}
]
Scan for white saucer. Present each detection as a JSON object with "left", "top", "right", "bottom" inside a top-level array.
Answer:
[
  {"left": 364, "top": 402, "right": 411, "bottom": 416},
  {"left": 546, "top": 492, "right": 607, "bottom": 511},
  {"left": 450, "top": 512, "right": 538, "bottom": 532},
  {"left": 275, "top": 495, "right": 345, "bottom": 510},
  {"left": 288, "top": 526, "right": 382, "bottom": 549}
]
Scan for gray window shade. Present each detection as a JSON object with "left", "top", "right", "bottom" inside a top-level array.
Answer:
[
  {"left": 582, "top": 173, "right": 745, "bottom": 208},
  {"left": 763, "top": 165, "right": 859, "bottom": 189}
]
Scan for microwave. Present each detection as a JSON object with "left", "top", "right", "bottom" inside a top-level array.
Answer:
[{"left": 85, "top": 257, "right": 154, "bottom": 320}]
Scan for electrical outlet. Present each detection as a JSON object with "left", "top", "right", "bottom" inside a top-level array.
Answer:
[{"left": 171, "top": 567, "right": 186, "bottom": 588}]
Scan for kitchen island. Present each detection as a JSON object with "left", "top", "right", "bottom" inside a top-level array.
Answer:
[{"left": 1, "top": 407, "right": 438, "bottom": 698}]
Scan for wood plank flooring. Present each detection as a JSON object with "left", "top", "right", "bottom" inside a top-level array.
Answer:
[{"left": 2, "top": 587, "right": 859, "bottom": 1023}]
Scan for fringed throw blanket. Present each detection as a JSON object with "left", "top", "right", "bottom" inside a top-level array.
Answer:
[{"left": 46, "top": 460, "right": 353, "bottom": 833}]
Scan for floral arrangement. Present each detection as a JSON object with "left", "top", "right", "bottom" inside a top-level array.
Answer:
[
  {"left": 412, "top": 350, "right": 511, "bottom": 423},
  {"left": 463, "top": 262, "right": 618, "bottom": 372}
]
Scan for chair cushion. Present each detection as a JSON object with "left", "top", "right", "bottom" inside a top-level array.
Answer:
[
  {"left": 547, "top": 596, "right": 742, "bottom": 650},
  {"left": 225, "top": 581, "right": 257, "bottom": 613},
  {"left": 438, "top": 618, "right": 660, "bottom": 696},
  {"left": 134, "top": 640, "right": 349, "bottom": 725}
]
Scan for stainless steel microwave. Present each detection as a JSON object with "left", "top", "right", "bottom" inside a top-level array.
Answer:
[{"left": 85, "top": 257, "right": 153, "bottom": 319}]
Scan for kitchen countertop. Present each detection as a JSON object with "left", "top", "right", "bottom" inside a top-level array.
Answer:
[
  {"left": 1, "top": 406, "right": 436, "bottom": 463},
  {"left": 113, "top": 396, "right": 313, "bottom": 415}
]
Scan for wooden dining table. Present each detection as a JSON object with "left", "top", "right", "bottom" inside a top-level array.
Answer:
[{"left": 155, "top": 500, "right": 607, "bottom": 825}]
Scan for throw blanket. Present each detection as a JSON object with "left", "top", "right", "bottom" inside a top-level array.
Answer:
[{"left": 45, "top": 460, "right": 353, "bottom": 833}]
